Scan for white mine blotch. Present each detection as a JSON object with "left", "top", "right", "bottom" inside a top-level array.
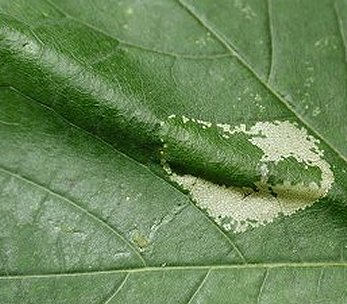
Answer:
[{"left": 166, "top": 117, "right": 334, "bottom": 233}]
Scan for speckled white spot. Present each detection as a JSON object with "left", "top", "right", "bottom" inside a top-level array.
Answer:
[
  {"left": 166, "top": 119, "right": 334, "bottom": 233},
  {"left": 182, "top": 115, "right": 190, "bottom": 124},
  {"left": 170, "top": 173, "right": 280, "bottom": 233},
  {"left": 254, "top": 94, "right": 262, "bottom": 102},
  {"left": 216, "top": 123, "right": 233, "bottom": 133},
  {"left": 259, "top": 163, "right": 269, "bottom": 182},
  {"left": 312, "top": 107, "right": 321, "bottom": 117},
  {"left": 229, "top": 120, "right": 333, "bottom": 197},
  {"left": 196, "top": 119, "right": 212, "bottom": 128}
]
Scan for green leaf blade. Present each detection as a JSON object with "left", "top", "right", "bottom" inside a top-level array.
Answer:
[{"left": 1, "top": 0, "right": 347, "bottom": 302}]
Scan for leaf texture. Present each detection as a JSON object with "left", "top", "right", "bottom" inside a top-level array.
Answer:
[{"left": 0, "top": 0, "right": 347, "bottom": 303}]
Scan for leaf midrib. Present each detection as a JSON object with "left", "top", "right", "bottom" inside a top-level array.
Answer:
[{"left": 1, "top": 262, "right": 347, "bottom": 280}]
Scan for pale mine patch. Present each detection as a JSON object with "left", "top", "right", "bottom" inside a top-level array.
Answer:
[{"left": 167, "top": 116, "right": 334, "bottom": 233}]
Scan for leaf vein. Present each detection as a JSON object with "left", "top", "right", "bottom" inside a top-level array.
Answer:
[
  {"left": 1, "top": 262, "right": 347, "bottom": 280},
  {"left": 265, "top": 0, "right": 274, "bottom": 83},
  {"left": 103, "top": 273, "right": 130, "bottom": 304},
  {"left": 42, "top": 0, "right": 230, "bottom": 60},
  {"left": 256, "top": 269, "right": 269, "bottom": 304},
  {"left": 176, "top": 0, "right": 347, "bottom": 165},
  {"left": 0, "top": 166, "right": 147, "bottom": 267},
  {"left": 315, "top": 267, "right": 325, "bottom": 298},
  {"left": 186, "top": 269, "right": 211, "bottom": 304},
  {"left": 334, "top": 2, "right": 347, "bottom": 71}
]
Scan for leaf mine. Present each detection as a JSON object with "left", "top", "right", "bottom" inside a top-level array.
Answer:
[{"left": 163, "top": 116, "right": 334, "bottom": 233}]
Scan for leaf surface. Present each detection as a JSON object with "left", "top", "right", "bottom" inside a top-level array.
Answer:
[{"left": 0, "top": 0, "right": 347, "bottom": 303}]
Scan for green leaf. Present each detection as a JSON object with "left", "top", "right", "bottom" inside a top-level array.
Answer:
[{"left": 1, "top": 0, "right": 347, "bottom": 303}]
